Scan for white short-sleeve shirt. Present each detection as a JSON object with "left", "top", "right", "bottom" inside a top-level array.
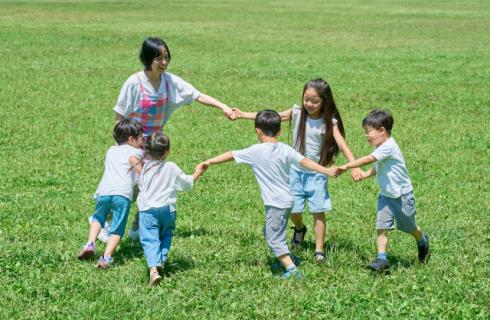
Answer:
[
  {"left": 137, "top": 160, "right": 194, "bottom": 212},
  {"left": 371, "top": 137, "right": 413, "bottom": 198},
  {"left": 113, "top": 71, "right": 201, "bottom": 127},
  {"left": 232, "top": 142, "right": 305, "bottom": 209},
  {"left": 291, "top": 104, "right": 337, "bottom": 172},
  {"left": 94, "top": 145, "right": 144, "bottom": 200}
]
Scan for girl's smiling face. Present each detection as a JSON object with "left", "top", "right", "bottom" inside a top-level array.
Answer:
[
  {"left": 151, "top": 46, "right": 170, "bottom": 74},
  {"left": 302, "top": 87, "right": 323, "bottom": 119}
]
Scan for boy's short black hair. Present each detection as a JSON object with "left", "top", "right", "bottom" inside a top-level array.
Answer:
[
  {"left": 145, "top": 132, "right": 170, "bottom": 159},
  {"left": 139, "top": 37, "right": 171, "bottom": 70},
  {"left": 255, "top": 109, "right": 281, "bottom": 137},
  {"left": 113, "top": 119, "right": 143, "bottom": 145},
  {"left": 362, "top": 109, "right": 394, "bottom": 134}
]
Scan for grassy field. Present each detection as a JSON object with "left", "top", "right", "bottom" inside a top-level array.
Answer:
[{"left": 1, "top": 0, "right": 489, "bottom": 318}]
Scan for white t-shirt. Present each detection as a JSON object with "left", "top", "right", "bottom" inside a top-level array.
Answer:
[
  {"left": 94, "top": 145, "right": 144, "bottom": 200},
  {"left": 232, "top": 142, "right": 305, "bottom": 209},
  {"left": 137, "top": 160, "right": 194, "bottom": 212},
  {"left": 113, "top": 71, "right": 201, "bottom": 127},
  {"left": 371, "top": 137, "right": 413, "bottom": 198},
  {"left": 291, "top": 104, "right": 337, "bottom": 172}
]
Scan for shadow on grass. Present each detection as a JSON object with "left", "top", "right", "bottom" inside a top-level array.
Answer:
[
  {"left": 162, "top": 256, "right": 195, "bottom": 277},
  {"left": 175, "top": 226, "right": 209, "bottom": 238},
  {"left": 114, "top": 239, "right": 144, "bottom": 263}
]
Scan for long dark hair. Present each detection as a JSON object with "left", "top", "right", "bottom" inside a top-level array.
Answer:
[{"left": 294, "top": 78, "right": 345, "bottom": 166}]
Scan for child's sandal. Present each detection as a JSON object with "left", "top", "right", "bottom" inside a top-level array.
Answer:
[
  {"left": 290, "top": 225, "right": 307, "bottom": 249},
  {"left": 314, "top": 252, "right": 326, "bottom": 264}
]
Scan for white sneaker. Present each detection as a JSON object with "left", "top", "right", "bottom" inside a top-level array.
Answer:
[
  {"left": 98, "top": 222, "right": 110, "bottom": 243},
  {"left": 128, "top": 227, "right": 139, "bottom": 240},
  {"left": 88, "top": 215, "right": 110, "bottom": 243}
]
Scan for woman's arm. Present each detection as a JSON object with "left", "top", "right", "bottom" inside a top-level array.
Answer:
[{"left": 196, "top": 94, "right": 236, "bottom": 119}]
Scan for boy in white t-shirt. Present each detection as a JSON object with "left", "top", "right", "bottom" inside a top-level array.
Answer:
[
  {"left": 77, "top": 119, "right": 144, "bottom": 269},
  {"left": 338, "top": 109, "right": 430, "bottom": 273},
  {"left": 200, "top": 110, "right": 338, "bottom": 279}
]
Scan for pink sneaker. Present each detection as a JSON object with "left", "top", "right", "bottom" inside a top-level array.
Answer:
[
  {"left": 77, "top": 242, "right": 95, "bottom": 260},
  {"left": 97, "top": 255, "right": 113, "bottom": 269}
]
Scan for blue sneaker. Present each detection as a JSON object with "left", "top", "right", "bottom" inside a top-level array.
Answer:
[
  {"left": 281, "top": 268, "right": 304, "bottom": 280},
  {"left": 272, "top": 255, "right": 301, "bottom": 270}
]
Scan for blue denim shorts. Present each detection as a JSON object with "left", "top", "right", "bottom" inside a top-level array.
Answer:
[
  {"left": 290, "top": 169, "right": 331, "bottom": 213},
  {"left": 92, "top": 195, "right": 131, "bottom": 237},
  {"left": 376, "top": 191, "right": 417, "bottom": 233}
]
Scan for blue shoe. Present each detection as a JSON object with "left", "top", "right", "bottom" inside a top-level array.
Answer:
[
  {"left": 281, "top": 268, "right": 304, "bottom": 280},
  {"left": 272, "top": 255, "right": 301, "bottom": 270}
]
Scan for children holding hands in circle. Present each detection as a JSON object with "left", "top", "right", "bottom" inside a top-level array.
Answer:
[
  {"left": 233, "top": 79, "right": 362, "bottom": 263},
  {"left": 79, "top": 60, "right": 430, "bottom": 283}
]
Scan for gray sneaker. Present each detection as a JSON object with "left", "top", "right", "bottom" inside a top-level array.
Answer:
[
  {"left": 367, "top": 258, "right": 391, "bottom": 273},
  {"left": 418, "top": 234, "right": 430, "bottom": 263}
]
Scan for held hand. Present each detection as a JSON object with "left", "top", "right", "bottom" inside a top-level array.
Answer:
[
  {"left": 223, "top": 106, "right": 238, "bottom": 120},
  {"left": 351, "top": 167, "right": 363, "bottom": 181},
  {"left": 325, "top": 166, "right": 339, "bottom": 178},
  {"left": 337, "top": 165, "right": 349, "bottom": 176},
  {"left": 232, "top": 107, "right": 243, "bottom": 119}
]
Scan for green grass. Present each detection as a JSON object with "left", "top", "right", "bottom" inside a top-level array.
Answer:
[{"left": 1, "top": 0, "right": 489, "bottom": 318}]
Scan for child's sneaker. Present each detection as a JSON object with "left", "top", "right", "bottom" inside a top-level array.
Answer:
[
  {"left": 418, "top": 234, "right": 430, "bottom": 263},
  {"left": 88, "top": 216, "right": 110, "bottom": 243},
  {"left": 367, "top": 258, "right": 391, "bottom": 273},
  {"left": 128, "top": 215, "right": 139, "bottom": 240},
  {"left": 97, "top": 222, "right": 110, "bottom": 243},
  {"left": 314, "top": 251, "right": 327, "bottom": 264},
  {"left": 77, "top": 242, "right": 95, "bottom": 260},
  {"left": 97, "top": 255, "right": 113, "bottom": 269},
  {"left": 272, "top": 255, "right": 301, "bottom": 270},
  {"left": 281, "top": 268, "right": 304, "bottom": 280},
  {"left": 148, "top": 272, "right": 162, "bottom": 287}
]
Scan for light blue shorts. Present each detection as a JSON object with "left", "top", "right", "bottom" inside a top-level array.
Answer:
[
  {"left": 376, "top": 191, "right": 417, "bottom": 233},
  {"left": 92, "top": 195, "right": 131, "bottom": 237},
  {"left": 290, "top": 169, "right": 331, "bottom": 214}
]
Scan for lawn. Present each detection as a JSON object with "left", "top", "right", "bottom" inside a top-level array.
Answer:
[{"left": 0, "top": 0, "right": 489, "bottom": 318}]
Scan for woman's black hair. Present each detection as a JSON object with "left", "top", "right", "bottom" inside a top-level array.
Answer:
[
  {"left": 294, "top": 78, "right": 345, "bottom": 166},
  {"left": 139, "top": 37, "right": 171, "bottom": 70},
  {"left": 113, "top": 119, "right": 143, "bottom": 145},
  {"left": 145, "top": 132, "right": 170, "bottom": 159}
]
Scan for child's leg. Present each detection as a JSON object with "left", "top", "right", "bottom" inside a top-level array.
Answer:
[
  {"left": 312, "top": 212, "right": 326, "bottom": 253},
  {"left": 289, "top": 169, "right": 307, "bottom": 246},
  {"left": 410, "top": 226, "right": 424, "bottom": 241},
  {"left": 102, "top": 196, "right": 131, "bottom": 258},
  {"left": 159, "top": 209, "right": 176, "bottom": 266},
  {"left": 88, "top": 196, "right": 113, "bottom": 242},
  {"left": 376, "top": 229, "right": 389, "bottom": 255},
  {"left": 139, "top": 209, "right": 162, "bottom": 269}
]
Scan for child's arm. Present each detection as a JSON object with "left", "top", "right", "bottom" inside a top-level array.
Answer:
[
  {"left": 192, "top": 163, "right": 206, "bottom": 181},
  {"left": 233, "top": 108, "right": 292, "bottom": 121},
  {"left": 201, "top": 151, "right": 235, "bottom": 169},
  {"left": 128, "top": 155, "right": 143, "bottom": 175},
  {"left": 299, "top": 157, "right": 338, "bottom": 177},
  {"left": 337, "top": 155, "right": 377, "bottom": 180},
  {"left": 332, "top": 125, "right": 363, "bottom": 180}
]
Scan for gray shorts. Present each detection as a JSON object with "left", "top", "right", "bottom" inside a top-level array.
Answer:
[
  {"left": 263, "top": 206, "right": 291, "bottom": 257},
  {"left": 376, "top": 191, "right": 417, "bottom": 233}
]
